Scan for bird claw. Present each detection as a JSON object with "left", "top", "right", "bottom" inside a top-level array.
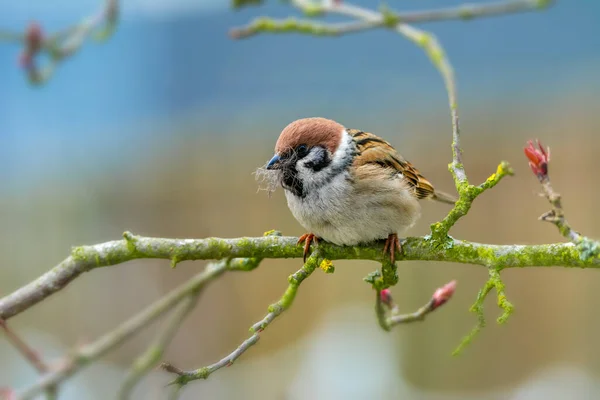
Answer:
[
  {"left": 298, "top": 233, "right": 318, "bottom": 262},
  {"left": 383, "top": 233, "right": 402, "bottom": 263}
]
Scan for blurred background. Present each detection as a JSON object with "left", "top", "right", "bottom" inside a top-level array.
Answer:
[{"left": 1, "top": 0, "right": 600, "bottom": 399}]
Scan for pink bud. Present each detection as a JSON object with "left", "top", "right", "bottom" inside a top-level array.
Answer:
[
  {"left": 24, "top": 21, "right": 43, "bottom": 52},
  {"left": 380, "top": 288, "right": 393, "bottom": 306},
  {"left": 524, "top": 139, "right": 550, "bottom": 181},
  {"left": 18, "top": 21, "right": 44, "bottom": 69},
  {"left": 0, "top": 388, "right": 16, "bottom": 400},
  {"left": 432, "top": 280, "right": 456, "bottom": 309}
]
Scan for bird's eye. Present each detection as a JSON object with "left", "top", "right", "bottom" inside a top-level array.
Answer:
[{"left": 296, "top": 144, "right": 309, "bottom": 158}]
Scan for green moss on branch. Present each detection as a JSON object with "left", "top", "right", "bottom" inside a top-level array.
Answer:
[{"left": 3, "top": 231, "right": 599, "bottom": 322}]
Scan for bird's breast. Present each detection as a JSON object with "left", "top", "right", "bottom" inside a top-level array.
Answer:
[{"left": 284, "top": 172, "right": 421, "bottom": 246}]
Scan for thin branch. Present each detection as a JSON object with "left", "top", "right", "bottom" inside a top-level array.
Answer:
[
  {"left": 162, "top": 333, "right": 259, "bottom": 383},
  {"left": 538, "top": 179, "right": 581, "bottom": 242},
  {"left": 230, "top": 18, "right": 375, "bottom": 39},
  {"left": 230, "top": 0, "right": 553, "bottom": 38},
  {"left": 388, "top": 299, "right": 440, "bottom": 325},
  {"left": 375, "top": 281, "right": 457, "bottom": 331},
  {"left": 230, "top": 0, "right": 556, "bottom": 239},
  {"left": 0, "top": 319, "right": 48, "bottom": 374},
  {"left": 523, "top": 139, "right": 600, "bottom": 261},
  {"left": 390, "top": 22, "right": 466, "bottom": 186},
  {"left": 388, "top": 0, "right": 554, "bottom": 25},
  {"left": 1, "top": 0, "right": 118, "bottom": 85},
  {"left": 454, "top": 268, "right": 514, "bottom": 354},
  {"left": 305, "top": 0, "right": 468, "bottom": 184},
  {"left": 162, "top": 252, "right": 321, "bottom": 386},
  {"left": 14, "top": 257, "right": 262, "bottom": 400},
  {"left": 118, "top": 294, "right": 200, "bottom": 399},
  {"left": 540, "top": 180, "right": 582, "bottom": 243},
  {"left": 0, "top": 320, "right": 57, "bottom": 399},
  {"left": 524, "top": 140, "right": 582, "bottom": 243}
]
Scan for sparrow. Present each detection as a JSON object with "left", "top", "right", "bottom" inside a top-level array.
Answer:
[{"left": 259, "top": 117, "right": 456, "bottom": 263}]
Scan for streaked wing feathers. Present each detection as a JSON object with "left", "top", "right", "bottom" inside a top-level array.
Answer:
[{"left": 348, "top": 129, "right": 436, "bottom": 200}]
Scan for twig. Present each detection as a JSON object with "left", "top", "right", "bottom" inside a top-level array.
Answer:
[
  {"left": 454, "top": 268, "right": 514, "bottom": 354},
  {"left": 161, "top": 253, "right": 321, "bottom": 386},
  {"left": 0, "top": 319, "right": 48, "bottom": 374},
  {"left": 230, "top": 18, "right": 375, "bottom": 39},
  {"left": 14, "top": 257, "right": 262, "bottom": 400},
  {"left": 231, "top": 0, "right": 553, "bottom": 189},
  {"left": 524, "top": 140, "right": 582, "bottom": 242},
  {"left": 230, "top": 0, "right": 553, "bottom": 39},
  {"left": 375, "top": 281, "right": 457, "bottom": 331},
  {"left": 0, "top": 320, "right": 57, "bottom": 399},
  {"left": 386, "top": 0, "right": 554, "bottom": 25},
  {"left": 539, "top": 179, "right": 582, "bottom": 242},
  {"left": 118, "top": 294, "right": 201, "bottom": 399},
  {"left": 229, "top": 0, "right": 556, "bottom": 238},
  {"left": 2, "top": 0, "right": 118, "bottom": 85}
]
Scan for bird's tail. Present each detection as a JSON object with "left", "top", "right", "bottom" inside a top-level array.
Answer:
[{"left": 432, "top": 190, "right": 458, "bottom": 205}]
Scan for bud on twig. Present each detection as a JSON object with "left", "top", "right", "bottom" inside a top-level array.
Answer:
[
  {"left": 380, "top": 288, "right": 393, "bottom": 306},
  {"left": 524, "top": 139, "right": 550, "bottom": 182},
  {"left": 19, "top": 21, "right": 44, "bottom": 68},
  {"left": 432, "top": 280, "right": 457, "bottom": 309},
  {"left": 0, "top": 387, "right": 16, "bottom": 400}
]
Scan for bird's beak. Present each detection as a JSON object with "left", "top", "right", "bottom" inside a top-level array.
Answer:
[{"left": 266, "top": 154, "right": 281, "bottom": 170}]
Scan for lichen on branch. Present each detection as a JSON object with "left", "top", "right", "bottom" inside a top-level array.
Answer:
[
  {"left": 163, "top": 251, "right": 323, "bottom": 386},
  {"left": 3, "top": 229, "right": 598, "bottom": 324}
]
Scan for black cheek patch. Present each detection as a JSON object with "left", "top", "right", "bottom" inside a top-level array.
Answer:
[
  {"left": 304, "top": 151, "right": 331, "bottom": 172},
  {"left": 281, "top": 164, "right": 304, "bottom": 198}
]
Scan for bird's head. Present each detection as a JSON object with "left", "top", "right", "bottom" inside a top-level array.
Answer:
[{"left": 257, "top": 117, "right": 350, "bottom": 197}]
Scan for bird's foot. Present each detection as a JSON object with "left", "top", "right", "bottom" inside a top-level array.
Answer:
[
  {"left": 383, "top": 233, "right": 402, "bottom": 263},
  {"left": 298, "top": 233, "right": 319, "bottom": 262}
]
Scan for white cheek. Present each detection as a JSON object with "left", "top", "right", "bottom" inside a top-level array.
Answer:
[
  {"left": 287, "top": 130, "right": 354, "bottom": 195},
  {"left": 296, "top": 165, "right": 317, "bottom": 190},
  {"left": 331, "top": 130, "right": 352, "bottom": 167},
  {"left": 295, "top": 150, "right": 326, "bottom": 186}
]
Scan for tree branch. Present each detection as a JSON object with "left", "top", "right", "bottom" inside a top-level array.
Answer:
[
  {"left": 231, "top": 0, "right": 553, "bottom": 39},
  {"left": 0, "top": 320, "right": 49, "bottom": 374},
  {"left": 385, "top": 0, "right": 554, "bottom": 25},
  {"left": 118, "top": 293, "right": 200, "bottom": 399},
  {"left": 524, "top": 140, "right": 581, "bottom": 242},
  {"left": 1, "top": 0, "right": 118, "bottom": 85},
  {"left": 13, "top": 256, "right": 262, "bottom": 400},
  {"left": 374, "top": 281, "right": 457, "bottom": 331},
  {"left": 524, "top": 139, "right": 600, "bottom": 259},
  {"left": 230, "top": 18, "right": 374, "bottom": 39},
  {"left": 0, "top": 320, "right": 57, "bottom": 399},
  {"left": 3, "top": 221, "right": 599, "bottom": 326},
  {"left": 229, "top": 0, "right": 554, "bottom": 240},
  {"left": 162, "top": 252, "right": 321, "bottom": 386}
]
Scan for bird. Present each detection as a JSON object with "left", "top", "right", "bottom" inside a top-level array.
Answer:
[{"left": 260, "top": 117, "right": 456, "bottom": 263}]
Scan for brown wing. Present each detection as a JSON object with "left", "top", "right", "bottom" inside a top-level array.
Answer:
[{"left": 348, "top": 129, "right": 437, "bottom": 200}]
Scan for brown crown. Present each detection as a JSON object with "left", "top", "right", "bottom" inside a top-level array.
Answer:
[{"left": 275, "top": 117, "right": 344, "bottom": 154}]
